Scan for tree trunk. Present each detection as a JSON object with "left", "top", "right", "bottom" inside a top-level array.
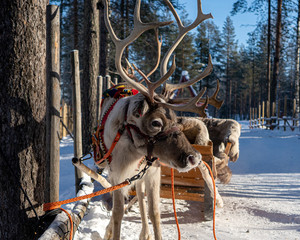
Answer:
[
  {"left": 295, "top": 0, "right": 300, "bottom": 126},
  {"left": 99, "top": 1, "right": 108, "bottom": 77},
  {"left": 271, "top": 0, "right": 282, "bottom": 105},
  {"left": 74, "top": 0, "right": 79, "bottom": 49},
  {"left": 267, "top": 0, "right": 271, "bottom": 104},
  {"left": 252, "top": 49, "right": 255, "bottom": 108},
  {"left": 82, "top": 0, "right": 99, "bottom": 154},
  {"left": 0, "top": 0, "right": 47, "bottom": 239},
  {"left": 226, "top": 52, "right": 231, "bottom": 118}
]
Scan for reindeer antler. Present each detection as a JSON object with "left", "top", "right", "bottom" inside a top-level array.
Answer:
[
  {"left": 169, "top": 79, "right": 224, "bottom": 109},
  {"left": 162, "top": 55, "right": 213, "bottom": 99},
  {"left": 156, "top": 0, "right": 218, "bottom": 116},
  {"left": 123, "top": 28, "right": 163, "bottom": 84},
  {"left": 102, "top": 0, "right": 173, "bottom": 101},
  {"left": 160, "top": 0, "right": 213, "bottom": 76},
  {"left": 102, "top": 0, "right": 222, "bottom": 117},
  {"left": 159, "top": 88, "right": 209, "bottom": 116}
]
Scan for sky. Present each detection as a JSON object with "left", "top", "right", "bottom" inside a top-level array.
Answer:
[{"left": 183, "top": 0, "right": 258, "bottom": 46}]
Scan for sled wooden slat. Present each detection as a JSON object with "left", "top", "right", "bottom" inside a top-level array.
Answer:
[
  {"left": 160, "top": 185, "right": 205, "bottom": 202},
  {"left": 161, "top": 176, "right": 204, "bottom": 187}
]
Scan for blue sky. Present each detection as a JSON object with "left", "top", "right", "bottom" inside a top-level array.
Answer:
[{"left": 182, "top": 0, "right": 258, "bottom": 46}]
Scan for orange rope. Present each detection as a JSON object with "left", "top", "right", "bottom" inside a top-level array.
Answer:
[
  {"left": 171, "top": 168, "right": 181, "bottom": 240},
  {"left": 60, "top": 208, "right": 73, "bottom": 240},
  {"left": 171, "top": 162, "right": 218, "bottom": 240},
  {"left": 43, "top": 180, "right": 129, "bottom": 211},
  {"left": 202, "top": 161, "right": 218, "bottom": 240}
]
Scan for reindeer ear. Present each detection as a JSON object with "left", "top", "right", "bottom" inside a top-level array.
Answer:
[
  {"left": 128, "top": 95, "right": 149, "bottom": 120},
  {"left": 132, "top": 100, "right": 145, "bottom": 118}
]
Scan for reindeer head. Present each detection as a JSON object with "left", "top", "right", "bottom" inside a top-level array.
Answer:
[
  {"left": 123, "top": 93, "right": 201, "bottom": 171},
  {"left": 102, "top": 0, "right": 223, "bottom": 172}
]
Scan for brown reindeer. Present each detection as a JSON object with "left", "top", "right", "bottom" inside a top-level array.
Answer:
[{"left": 99, "top": 0, "right": 223, "bottom": 239}]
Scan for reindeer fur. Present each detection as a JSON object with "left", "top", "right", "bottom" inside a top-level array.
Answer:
[
  {"left": 179, "top": 117, "right": 241, "bottom": 184},
  {"left": 101, "top": 94, "right": 202, "bottom": 240}
]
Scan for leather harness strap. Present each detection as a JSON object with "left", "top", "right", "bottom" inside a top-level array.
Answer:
[{"left": 92, "top": 85, "right": 181, "bottom": 167}]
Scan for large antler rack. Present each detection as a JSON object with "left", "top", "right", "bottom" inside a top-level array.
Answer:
[
  {"left": 102, "top": 0, "right": 223, "bottom": 117},
  {"left": 102, "top": 0, "right": 173, "bottom": 102},
  {"left": 157, "top": 0, "right": 223, "bottom": 116}
]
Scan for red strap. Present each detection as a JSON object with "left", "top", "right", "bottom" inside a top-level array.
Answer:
[
  {"left": 97, "top": 98, "right": 121, "bottom": 164},
  {"left": 95, "top": 131, "right": 122, "bottom": 165}
]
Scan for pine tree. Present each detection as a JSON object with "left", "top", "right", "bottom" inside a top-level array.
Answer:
[
  {"left": 194, "top": 20, "right": 223, "bottom": 104},
  {"left": 221, "top": 16, "right": 238, "bottom": 118},
  {"left": 0, "top": 0, "right": 47, "bottom": 238}
]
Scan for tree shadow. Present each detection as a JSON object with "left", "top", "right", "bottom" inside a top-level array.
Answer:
[{"left": 0, "top": 96, "right": 47, "bottom": 239}]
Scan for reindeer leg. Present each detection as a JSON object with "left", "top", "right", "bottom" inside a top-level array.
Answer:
[
  {"left": 136, "top": 180, "right": 153, "bottom": 240},
  {"left": 104, "top": 190, "right": 125, "bottom": 240},
  {"left": 198, "top": 162, "right": 224, "bottom": 208},
  {"left": 145, "top": 166, "right": 162, "bottom": 240}
]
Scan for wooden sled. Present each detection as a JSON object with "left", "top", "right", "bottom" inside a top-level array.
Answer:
[
  {"left": 160, "top": 141, "right": 232, "bottom": 220},
  {"left": 129, "top": 142, "right": 231, "bottom": 219}
]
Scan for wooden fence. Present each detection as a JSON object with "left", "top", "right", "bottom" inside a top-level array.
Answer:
[
  {"left": 59, "top": 101, "right": 73, "bottom": 139},
  {"left": 249, "top": 98, "right": 299, "bottom": 131},
  {"left": 42, "top": 8, "right": 117, "bottom": 235}
]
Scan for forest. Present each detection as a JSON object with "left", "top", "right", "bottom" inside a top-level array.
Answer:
[
  {"left": 1, "top": 0, "right": 300, "bottom": 239},
  {"left": 49, "top": 0, "right": 300, "bottom": 120}
]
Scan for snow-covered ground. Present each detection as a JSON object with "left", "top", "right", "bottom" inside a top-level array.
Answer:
[{"left": 59, "top": 121, "right": 300, "bottom": 240}]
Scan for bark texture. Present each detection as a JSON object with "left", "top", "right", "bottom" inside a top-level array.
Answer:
[
  {"left": 271, "top": 0, "right": 282, "bottom": 105},
  {"left": 82, "top": 0, "right": 100, "bottom": 154},
  {"left": 0, "top": 0, "right": 47, "bottom": 239}
]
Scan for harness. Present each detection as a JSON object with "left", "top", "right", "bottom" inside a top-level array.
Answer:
[
  {"left": 92, "top": 84, "right": 138, "bottom": 164},
  {"left": 92, "top": 84, "right": 180, "bottom": 167}
]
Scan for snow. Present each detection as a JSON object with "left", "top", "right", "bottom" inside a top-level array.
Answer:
[{"left": 59, "top": 121, "right": 300, "bottom": 240}]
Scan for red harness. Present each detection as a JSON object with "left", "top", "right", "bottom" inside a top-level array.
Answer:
[
  {"left": 92, "top": 85, "right": 139, "bottom": 165},
  {"left": 92, "top": 86, "right": 181, "bottom": 166}
]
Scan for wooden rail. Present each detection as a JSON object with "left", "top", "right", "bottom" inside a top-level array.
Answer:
[{"left": 249, "top": 99, "right": 299, "bottom": 130}]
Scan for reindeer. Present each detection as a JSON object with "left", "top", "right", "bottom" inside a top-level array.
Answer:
[{"left": 99, "top": 0, "right": 225, "bottom": 239}]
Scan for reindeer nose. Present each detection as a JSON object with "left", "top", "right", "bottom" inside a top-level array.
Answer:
[{"left": 187, "top": 155, "right": 196, "bottom": 165}]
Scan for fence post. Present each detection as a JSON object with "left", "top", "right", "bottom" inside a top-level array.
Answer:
[
  {"left": 97, "top": 76, "right": 103, "bottom": 121},
  {"left": 62, "top": 102, "right": 68, "bottom": 137},
  {"left": 293, "top": 98, "right": 298, "bottom": 127},
  {"left": 249, "top": 107, "right": 252, "bottom": 128},
  {"left": 114, "top": 77, "right": 119, "bottom": 85},
  {"left": 266, "top": 101, "right": 270, "bottom": 129},
  {"left": 283, "top": 96, "right": 287, "bottom": 131},
  {"left": 262, "top": 101, "right": 265, "bottom": 128},
  {"left": 254, "top": 108, "right": 257, "bottom": 128},
  {"left": 106, "top": 75, "right": 111, "bottom": 90},
  {"left": 277, "top": 99, "right": 280, "bottom": 129},
  {"left": 71, "top": 50, "right": 83, "bottom": 193},
  {"left": 271, "top": 102, "right": 276, "bottom": 129},
  {"left": 258, "top": 104, "right": 261, "bottom": 128},
  {"left": 46, "top": 5, "right": 61, "bottom": 203},
  {"left": 67, "top": 105, "right": 73, "bottom": 133}
]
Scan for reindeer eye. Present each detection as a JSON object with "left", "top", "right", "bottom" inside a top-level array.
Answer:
[{"left": 152, "top": 120, "right": 162, "bottom": 128}]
